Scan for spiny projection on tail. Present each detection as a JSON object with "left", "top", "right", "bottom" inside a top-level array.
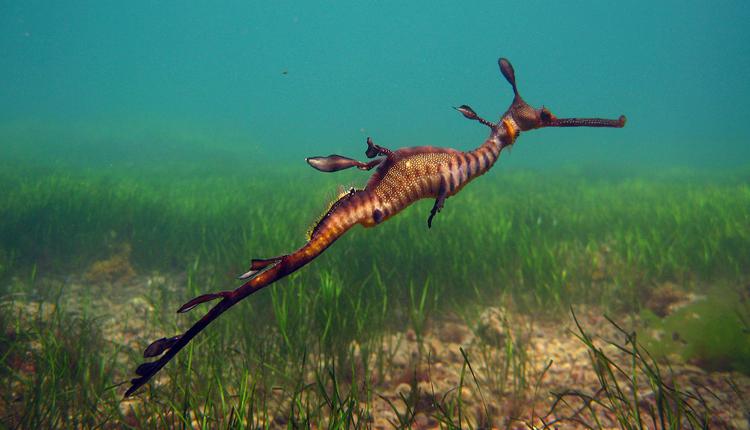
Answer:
[{"left": 125, "top": 57, "right": 626, "bottom": 397}]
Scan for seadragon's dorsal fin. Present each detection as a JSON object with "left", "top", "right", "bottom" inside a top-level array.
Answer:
[{"left": 307, "top": 187, "right": 358, "bottom": 240}]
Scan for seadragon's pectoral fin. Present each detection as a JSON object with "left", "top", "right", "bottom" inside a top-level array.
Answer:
[
  {"left": 306, "top": 154, "right": 382, "bottom": 172},
  {"left": 427, "top": 181, "right": 448, "bottom": 229},
  {"left": 365, "top": 137, "right": 392, "bottom": 158}
]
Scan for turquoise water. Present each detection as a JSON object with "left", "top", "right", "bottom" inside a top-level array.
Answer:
[
  {"left": 2, "top": 3, "right": 750, "bottom": 426},
  {"left": 2, "top": 2, "right": 749, "bottom": 169}
]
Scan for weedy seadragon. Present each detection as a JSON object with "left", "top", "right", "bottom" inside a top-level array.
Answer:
[{"left": 125, "top": 57, "right": 626, "bottom": 396}]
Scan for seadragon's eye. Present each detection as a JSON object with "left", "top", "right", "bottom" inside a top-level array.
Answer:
[{"left": 540, "top": 107, "right": 554, "bottom": 123}]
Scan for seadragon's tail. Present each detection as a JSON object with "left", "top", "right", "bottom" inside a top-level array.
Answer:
[{"left": 124, "top": 189, "right": 363, "bottom": 397}]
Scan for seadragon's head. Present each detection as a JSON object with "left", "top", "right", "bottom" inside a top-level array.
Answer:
[{"left": 496, "top": 58, "right": 626, "bottom": 132}]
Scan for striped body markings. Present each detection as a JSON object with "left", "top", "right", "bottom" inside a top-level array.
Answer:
[
  {"left": 351, "top": 129, "right": 505, "bottom": 227},
  {"left": 353, "top": 118, "right": 519, "bottom": 228},
  {"left": 308, "top": 115, "right": 523, "bottom": 235}
]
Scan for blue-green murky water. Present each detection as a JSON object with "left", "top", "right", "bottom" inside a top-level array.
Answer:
[{"left": 2, "top": 2, "right": 749, "bottom": 169}]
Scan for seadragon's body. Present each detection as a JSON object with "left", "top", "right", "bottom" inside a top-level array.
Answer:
[{"left": 125, "top": 58, "right": 625, "bottom": 397}]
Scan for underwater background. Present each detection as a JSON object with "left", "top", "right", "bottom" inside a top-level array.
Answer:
[{"left": 1, "top": 1, "right": 749, "bottom": 428}]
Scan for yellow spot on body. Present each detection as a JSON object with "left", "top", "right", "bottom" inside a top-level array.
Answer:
[{"left": 502, "top": 118, "right": 517, "bottom": 141}]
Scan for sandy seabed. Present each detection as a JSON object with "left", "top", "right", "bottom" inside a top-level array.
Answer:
[{"left": 6, "top": 273, "right": 750, "bottom": 429}]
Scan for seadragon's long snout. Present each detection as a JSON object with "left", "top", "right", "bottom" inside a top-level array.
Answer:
[{"left": 544, "top": 115, "right": 626, "bottom": 128}]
